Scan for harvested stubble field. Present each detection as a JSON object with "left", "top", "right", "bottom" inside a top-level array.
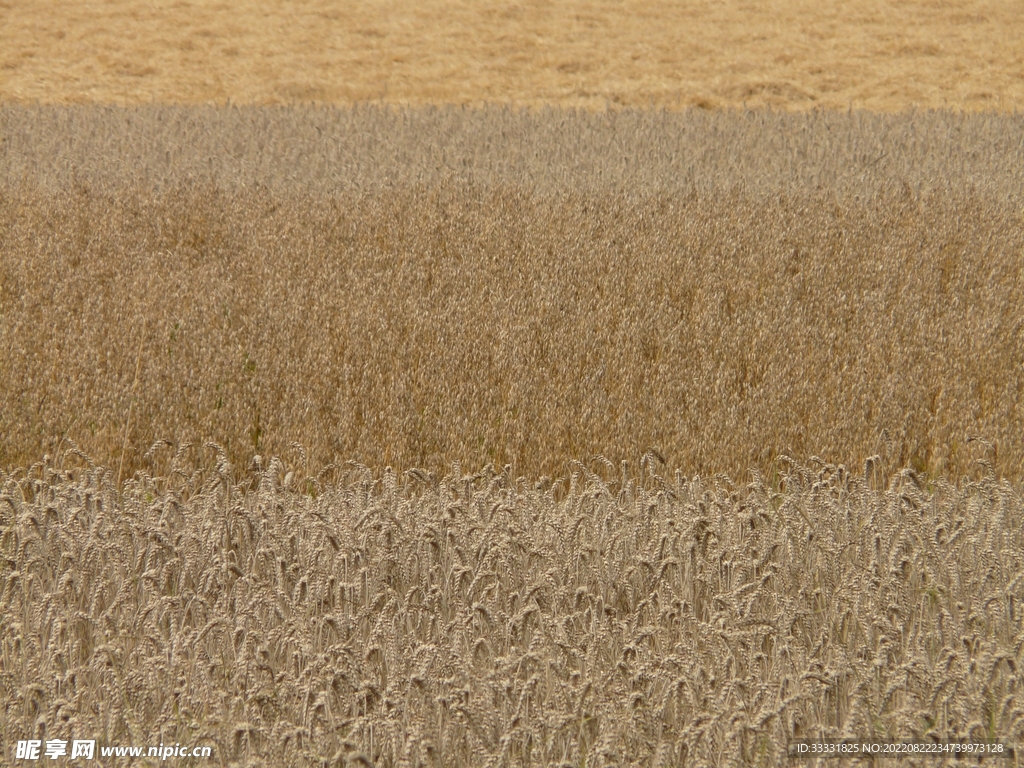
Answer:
[
  {"left": 3, "top": 103, "right": 1024, "bottom": 766},
  {"left": 2, "top": 0, "right": 1023, "bottom": 112}
]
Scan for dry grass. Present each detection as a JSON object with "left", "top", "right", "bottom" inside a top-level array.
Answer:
[
  {"left": 2, "top": 105, "right": 1023, "bottom": 482},
  {"left": 1, "top": 0, "right": 1023, "bottom": 112},
  {"left": 2, "top": 451, "right": 1022, "bottom": 766}
]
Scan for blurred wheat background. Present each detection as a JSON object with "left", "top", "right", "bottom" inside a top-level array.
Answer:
[{"left": 2, "top": 1, "right": 1024, "bottom": 766}]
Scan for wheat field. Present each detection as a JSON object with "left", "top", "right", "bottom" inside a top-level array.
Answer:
[
  {"left": 4, "top": 1, "right": 1024, "bottom": 761},
  {"left": 2, "top": 103, "right": 1024, "bottom": 766},
  {"left": 3, "top": 450, "right": 1023, "bottom": 766},
  {"left": 3, "top": 106, "right": 1024, "bottom": 483}
]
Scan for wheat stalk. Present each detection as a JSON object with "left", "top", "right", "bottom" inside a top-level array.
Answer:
[{"left": 117, "top": 317, "right": 146, "bottom": 489}]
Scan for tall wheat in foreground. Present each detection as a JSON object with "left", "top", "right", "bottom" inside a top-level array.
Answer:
[{"left": 2, "top": 451, "right": 1022, "bottom": 766}]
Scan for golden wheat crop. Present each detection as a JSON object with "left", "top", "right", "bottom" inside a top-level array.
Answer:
[
  {"left": 3, "top": 103, "right": 1024, "bottom": 766},
  {"left": 2, "top": 450, "right": 1022, "bottom": 766},
  {"left": 3, "top": 105, "right": 1023, "bottom": 482}
]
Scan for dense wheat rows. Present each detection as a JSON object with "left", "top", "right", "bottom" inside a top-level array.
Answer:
[
  {"left": 4, "top": 105, "right": 1024, "bottom": 197},
  {"left": 2, "top": 106, "right": 1023, "bottom": 481},
  {"left": 3, "top": 105, "right": 1024, "bottom": 765},
  {"left": 2, "top": 453, "right": 1023, "bottom": 766}
]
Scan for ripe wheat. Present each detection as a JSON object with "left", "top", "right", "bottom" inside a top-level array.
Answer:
[
  {"left": 2, "top": 106, "right": 1023, "bottom": 482},
  {"left": 3, "top": 103, "right": 1024, "bottom": 766},
  {"left": 1, "top": 452, "right": 1021, "bottom": 765}
]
